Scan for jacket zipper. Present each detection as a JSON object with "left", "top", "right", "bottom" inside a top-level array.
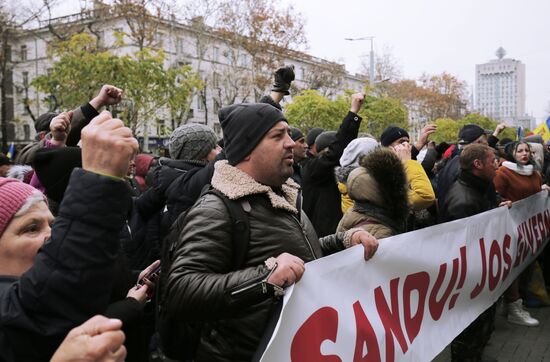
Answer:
[
  {"left": 291, "top": 214, "right": 317, "bottom": 260},
  {"left": 230, "top": 282, "right": 258, "bottom": 296}
]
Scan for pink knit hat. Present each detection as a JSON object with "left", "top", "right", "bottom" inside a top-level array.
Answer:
[{"left": 0, "top": 178, "right": 42, "bottom": 237}]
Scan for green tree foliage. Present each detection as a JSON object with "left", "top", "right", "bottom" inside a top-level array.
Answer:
[
  {"left": 431, "top": 113, "right": 520, "bottom": 143},
  {"left": 32, "top": 33, "right": 202, "bottom": 133},
  {"left": 431, "top": 118, "right": 460, "bottom": 143},
  {"left": 284, "top": 90, "right": 408, "bottom": 139},
  {"left": 284, "top": 90, "right": 342, "bottom": 132}
]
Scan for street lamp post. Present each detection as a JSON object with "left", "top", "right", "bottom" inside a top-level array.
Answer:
[{"left": 344, "top": 36, "right": 375, "bottom": 85}]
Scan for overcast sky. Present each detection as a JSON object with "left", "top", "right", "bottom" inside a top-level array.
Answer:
[
  {"left": 285, "top": 0, "right": 550, "bottom": 123},
  {"left": 54, "top": 0, "right": 550, "bottom": 123}
]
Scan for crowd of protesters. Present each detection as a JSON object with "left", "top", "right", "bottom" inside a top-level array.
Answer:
[{"left": 0, "top": 64, "right": 549, "bottom": 362}]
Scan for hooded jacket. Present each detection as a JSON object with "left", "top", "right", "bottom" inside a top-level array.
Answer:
[
  {"left": 337, "top": 148, "right": 409, "bottom": 238},
  {"left": 164, "top": 161, "right": 353, "bottom": 362}
]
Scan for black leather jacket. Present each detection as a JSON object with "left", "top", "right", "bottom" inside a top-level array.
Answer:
[
  {"left": 439, "top": 170, "right": 497, "bottom": 222},
  {"left": 165, "top": 161, "right": 348, "bottom": 362}
]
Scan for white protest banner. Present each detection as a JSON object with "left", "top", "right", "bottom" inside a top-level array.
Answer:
[{"left": 260, "top": 192, "right": 550, "bottom": 362}]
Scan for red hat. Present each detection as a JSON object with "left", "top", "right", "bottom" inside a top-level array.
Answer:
[{"left": 0, "top": 178, "right": 44, "bottom": 236}]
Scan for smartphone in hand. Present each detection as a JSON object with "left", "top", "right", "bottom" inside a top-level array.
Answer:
[{"left": 137, "top": 263, "right": 161, "bottom": 287}]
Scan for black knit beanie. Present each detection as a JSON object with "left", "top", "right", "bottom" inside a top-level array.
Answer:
[
  {"left": 219, "top": 103, "right": 286, "bottom": 165},
  {"left": 380, "top": 126, "right": 409, "bottom": 147},
  {"left": 306, "top": 127, "right": 324, "bottom": 147},
  {"left": 290, "top": 127, "right": 304, "bottom": 141},
  {"left": 315, "top": 131, "right": 337, "bottom": 152}
]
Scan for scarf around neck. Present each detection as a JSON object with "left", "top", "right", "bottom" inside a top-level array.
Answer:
[{"left": 502, "top": 161, "right": 533, "bottom": 176}]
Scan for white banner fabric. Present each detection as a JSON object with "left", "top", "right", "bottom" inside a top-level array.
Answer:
[{"left": 260, "top": 192, "right": 550, "bottom": 362}]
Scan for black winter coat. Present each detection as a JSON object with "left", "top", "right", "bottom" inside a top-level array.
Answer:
[
  {"left": 435, "top": 136, "right": 499, "bottom": 218},
  {"left": 301, "top": 111, "right": 361, "bottom": 237},
  {"left": 0, "top": 169, "right": 131, "bottom": 362},
  {"left": 439, "top": 170, "right": 497, "bottom": 222}
]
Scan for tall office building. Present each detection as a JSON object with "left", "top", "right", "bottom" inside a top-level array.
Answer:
[{"left": 475, "top": 47, "right": 527, "bottom": 127}]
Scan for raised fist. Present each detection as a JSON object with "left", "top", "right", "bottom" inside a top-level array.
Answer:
[
  {"left": 81, "top": 111, "right": 138, "bottom": 178},
  {"left": 90, "top": 85, "right": 123, "bottom": 110},
  {"left": 272, "top": 65, "right": 295, "bottom": 95},
  {"left": 50, "top": 111, "right": 73, "bottom": 145}
]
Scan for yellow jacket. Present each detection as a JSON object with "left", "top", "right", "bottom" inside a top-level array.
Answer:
[
  {"left": 404, "top": 160, "right": 435, "bottom": 211},
  {"left": 338, "top": 182, "right": 354, "bottom": 214}
]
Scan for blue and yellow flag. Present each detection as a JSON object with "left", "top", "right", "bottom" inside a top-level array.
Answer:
[
  {"left": 532, "top": 122, "right": 550, "bottom": 144},
  {"left": 6, "top": 142, "right": 14, "bottom": 160}
]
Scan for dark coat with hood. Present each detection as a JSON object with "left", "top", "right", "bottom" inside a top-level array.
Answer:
[
  {"left": 337, "top": 148, "right": 409, "bottom": 238},
  {"left": 301, "top": 112, "right": 361, "bottom": 237},
  {"left": 0, "top": 169, "right": 131, "bottom": 362},
  {"left": 164, "top": 161, "right": 354, "bottom": 362}
]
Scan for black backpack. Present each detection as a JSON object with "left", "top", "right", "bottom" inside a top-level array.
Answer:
[{"left": 156, "top": 185, "right": 250, "bottom": 361}]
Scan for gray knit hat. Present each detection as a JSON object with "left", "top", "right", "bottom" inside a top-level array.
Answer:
[{"left": 168, "top": 123, "right": 217, "bottom": 161}]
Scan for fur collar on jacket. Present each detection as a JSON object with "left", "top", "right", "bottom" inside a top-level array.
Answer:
[{"left": 211, "top": 160, "right": 299, "bottom": 214}]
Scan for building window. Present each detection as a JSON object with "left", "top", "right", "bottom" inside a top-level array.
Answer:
[
  {"left": 177, "top": 37, "right": 184, "bottom": 54},
  {"left": 212, "top": 46, "right": 219, "bottom": 62},
  {"left": 155, "top": 32, "right": 164, "bottom": 46},
  {"left": 213, "top": 99, "right": 220, "bottom": 113},
  {"left": 22, "top": 71, "right": 28, "bottom": 87},
  {"left": 20, "top": 45, "right": 27, "bottom": 61},
  {"left": 212, "top": 72, "right": 219, "bottom": 88},
  {"left": 197, "top": 94, "right": 204, "bottom": 110},
  {"left": 23, "top": 124, "right": 30, "bottom": 140}
]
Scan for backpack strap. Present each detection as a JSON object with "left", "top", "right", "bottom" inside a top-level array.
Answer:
[{"left": 200, "top": 185, "right": 250, "bottom": 270}]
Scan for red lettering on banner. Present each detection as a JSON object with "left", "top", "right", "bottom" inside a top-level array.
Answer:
[
  {"left": 449, "top": 246, "right": 468, "bottom": 309},
  {"left": 429, "top": 258, "right": 459, "bottom": 319},
  {"left": 502, "top": 234, "right": 512, "bottom": 282},
  {"left": 544, "top": 210, "right": 550, "bottom": 233},
  {"left": 403, "top": 272, "right": 429, "bottom": 344},
  {"left": 353, "top": 301, "right": 381, "bottom": 362},
  {"left": 529, "top": 216, "right": 538, "bottom": 254},
  {"left": 514, "top": 226, "right": 524, "bottom": 267},
  {"left": 488, "top": 240, "right": 501, "bottom": 291},
  {"left": 374, "top": 278, "right": 408, "bottom": 362},
  {"left": 537, "top": 214, "right": 547, "bottom": 250},
  {"left": 470, "top": 238, "right": 487, "bottom": 299},
  {"left": 290, "top": 307, "right": 342, "bottom": 362}
]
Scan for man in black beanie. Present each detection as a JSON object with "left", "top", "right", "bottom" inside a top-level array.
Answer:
[
  {"left": 305, "top": 127, "right": 324, "bottom": 157},
  {"left": 289, "top": 127, "right": 307, "bottom": 184},
  {"left": 164, "top": 101, "right": 379, "bottom": 362}
]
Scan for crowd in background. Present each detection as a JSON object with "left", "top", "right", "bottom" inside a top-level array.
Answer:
[{"left": 0, "top": 65, "right": 549, "bottom": 362}]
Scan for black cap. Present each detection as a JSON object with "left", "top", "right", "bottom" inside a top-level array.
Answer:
[
  {"left": 380, "top": 126, "right": 409, "bottom": 147},
  {"left": 306, "top": 127, "right": 324, "bottom": 147},
  {"left": 219, "top": 103, "right": 286, "bottom": 166},
  {"left": 458, "top": 124, "right": 485, "bottom": 144},
  {"left": 34, "top": 112, "right": 58, "bottom": 133},
  {"left": 315, "top": 131, "right": 337, "bottom": 152}
]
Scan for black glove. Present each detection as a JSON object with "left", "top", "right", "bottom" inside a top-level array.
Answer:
[{"left": 271, "top": 65, "right": 295, "bottom": 95}]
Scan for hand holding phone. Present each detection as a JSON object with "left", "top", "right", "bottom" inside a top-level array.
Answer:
[{"left": 136, "top": 260, "right": 161, "bottom": 300}]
